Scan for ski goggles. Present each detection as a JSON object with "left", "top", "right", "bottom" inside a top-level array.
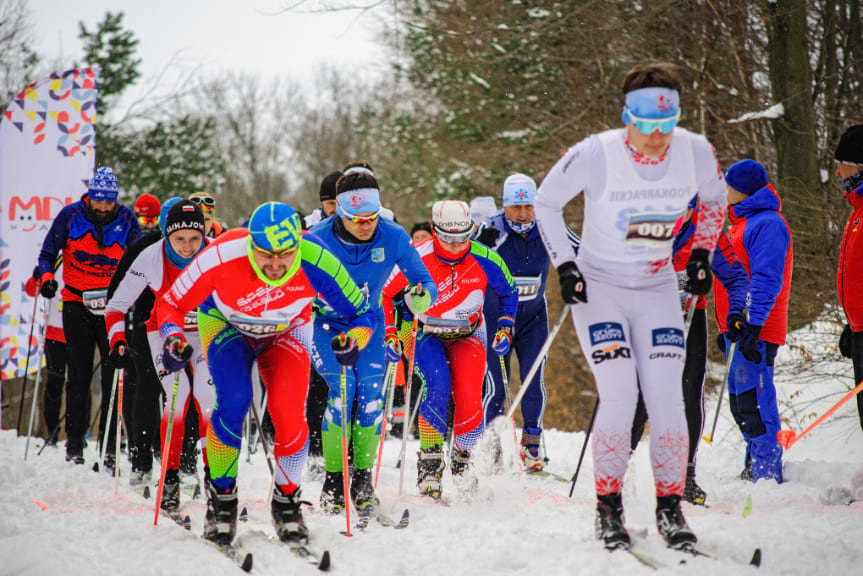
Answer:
[
  {"left": 343, "top": 210, "right": 380, "bottom": 225},
  {"left": 434, "top": 226, "right": 473, "bottom": 244},
  {"left": 190, "top": 195, "right": 216, "bottom": 210},
  {"left": 137, "top": 214, "right": 159, "bottom": 226},
  {"left": 624, "top": 107, "right": 680, "bottom": 135}
]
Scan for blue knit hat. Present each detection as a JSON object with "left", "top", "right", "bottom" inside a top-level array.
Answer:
[
  {"left": 725, "top": 159, "right": 768, "bottom": 196},
  {"left": 88, "top": 167, "right": 120, "bottom": 202}
]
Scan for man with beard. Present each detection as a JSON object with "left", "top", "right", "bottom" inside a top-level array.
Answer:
[{"left": 38, "top": 167, "right": 141, "bottom": 467}]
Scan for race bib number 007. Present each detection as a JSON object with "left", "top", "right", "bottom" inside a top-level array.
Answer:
[{"left": 625, "top": 210, "right": 684, "bottom": 248}]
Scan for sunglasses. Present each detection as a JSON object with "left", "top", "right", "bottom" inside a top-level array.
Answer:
[
  {"left": 625, "top": 107, "right": 680, "bottom": 135},
  {"left": 435, "top": 228, "right": 473, "bottom": 244},
  {"left": 344, "top": 211, "right": 380, "bottom": 225},
  {"left": 137, "top": 215, "right": 159, "bottom": 226},
  {"left": 250, "top": 240, "right": 297, "bottom": 258},
  {"left": 190, "top": 196, "right": 216, "bottom": 208}
]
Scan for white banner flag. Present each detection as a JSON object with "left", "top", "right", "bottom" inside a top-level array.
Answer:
[{"left": 0, "top": 68, "right": 99, "bottom": 384}]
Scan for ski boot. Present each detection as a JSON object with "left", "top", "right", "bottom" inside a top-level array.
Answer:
[
  {"left": 65, "top": 444, "right": 84, "bottom": 465},
  {"left": 161, "top": 468, "right": 181, "bottom": 512},
  {"left": 202, "top": 471, "right": 238, "bottom": 546},
  {"left": 450, "top": 448, "right": 478, "bottom": 494},
  {"left": 319, "top": 471, "right": 345, "bottom": 514},
  {"left": 272, "top": 486, "right": 309, "bottom": 543},
  {"left": 417, "top": 447, "right": 445, "bottom": 500},
  {"left": 129, "top": 466, "right": 153, "bottom": 488},
  {"left": 595, "top": 492, "right": 630, "bottom": 549},
  {"left": 520, "top": 431, "right": 545, "bottom": 473},
  {"left": 350, "top": 468, "right": 380, "bottom": 512},
  {"left": 683, "top": 464, "right": 707, "bottom": 505},
  {"left": 656, "top": 494, "right": 697, "bottom": 549},
  {"left": 102, "top": 453, "right": 117, "bottom": 475}
]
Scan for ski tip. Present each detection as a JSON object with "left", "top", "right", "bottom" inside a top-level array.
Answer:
[
  {"left": 318, "top": 550, "right": 331, "bottom": 571},
  {"left": 241, "top": 553, "right": 253, "bottom": 572},
  {"left": 143, "top": 486, "right": 151, "bottom": 499},
  {"left": 91, "top": 462, "right": 100, "bottom": 473},
  {"left": 183, "top": 515, "right": 192, "bottom": 530},
  {"left": 239, "top": 507, "right": 249, "bottom": 522},
  {"left": 750, "top": 548, "right": 762, "bottom": 567}
]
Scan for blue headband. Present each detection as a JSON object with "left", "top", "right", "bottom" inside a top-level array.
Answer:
[
  {"left": 621, "top": 87, "right": 680, "bottom": 124},
  {"left": 336, "top": 188, "right": 381, "bottom": 218}
]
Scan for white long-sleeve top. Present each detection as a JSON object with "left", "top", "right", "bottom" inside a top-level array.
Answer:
[{"left": 535, "top": 127, "right": 727, "bottom": 288}]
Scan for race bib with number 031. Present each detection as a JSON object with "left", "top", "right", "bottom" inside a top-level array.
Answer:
[
  {"left": 82, "top": 289, "right": 108, "bottom": 316},
  {"left": 624, "top": 210, "right": 685, "bottom": 249}
]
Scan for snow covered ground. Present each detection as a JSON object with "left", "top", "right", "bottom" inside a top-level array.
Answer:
[{"left": 3, "top": 317, "right": 863, "bottom": 575}]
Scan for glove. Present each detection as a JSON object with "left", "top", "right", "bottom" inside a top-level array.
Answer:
[
  {"left": 839, "top": 324, "right": 853, "bottom": 359},
  {"left": 108, "top": 339, "right": 130, "bottom": 369},
  {"left": 716, "top": 332, "right": 727, "bottom": 354},
  {"left": 384, "top": 329, "right": 402, "bottom": 364},
  {"left": 476, "top": 227, "right": 501, "bottom": 247},
  {"left": 726, "top": 312, "right": 748, "bottom": 342},
  {"left": 492, "top": 325, "right": 513, "bottom": 356},
  {"left": 39, "top": 272, "right": 58, "bottom": 299},
  {"left": 738, "top": 324, "right": 763, "bottom": 363},
  {"left": 684, "top": 249, "right": 713, "bottom": 296},
  {"left": 557, "top": 261, "right": 587, "bottom": 304},
  {"left": 331, "top": 332, "right": 359, "bottom": 367},
  {"left": 405, "top": 284, "right": 432, "bottom": 315},
  {"left": 162, "top": 334, "right": 192, "bottom": 373}
]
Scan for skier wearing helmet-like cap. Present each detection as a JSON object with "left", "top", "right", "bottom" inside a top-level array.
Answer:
[
  {"left": 156, "top": 201, "right": 375, "bottom": 547},
  {"left": 382, "top": 200, "right": 518, "bottom": 500}
]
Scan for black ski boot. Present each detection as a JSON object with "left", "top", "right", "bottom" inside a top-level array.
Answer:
[
  {"left": 683, "top": 464, "right": 707, "bottom": 505},
  {"left": 656, "top": 494, "right": 697, "bottom": 549},
  {"left": 417, "top": 447, "right": 445, "bottom": 500},
  {"left": 203, "top": 472, "right": 238, "bottom": 546},
  {"left": 319, "top": 471, "right": 345, "bottom": 514},
  {"left": 272, "top": 486, "right": 309, "bottom": 543},
  {"left": 66, "top": 442, "right": 85, "bottom": 465},
  {"left": 102, "top": 453, "right": 116, "bottom": 475},
  {"left": 161, "top": 468, "right": 181, "bottom": 512},
  {"left": 595, "top": 492, "right": 630, "bottom": 549},
  {"left": 350, "top": 469, "right": 380, "bottom": 511}
]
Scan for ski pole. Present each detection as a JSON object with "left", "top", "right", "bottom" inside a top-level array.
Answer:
[
  {"left": 338, "top": 358, "right": 352, "bottom": 537},
  {"left": 154, "top": 371, "right": 181, "bottom": 526},
  {"left": 569, "top": 397, "right": 598, "bottom": 498},
  {"left": 16, "top": 293, "right": 42, "bottom": 434},
  {"left": 374, "top": 361, "right": 397, "bottom": 489},
  {"left": 37, "top": 413, "right": 65, "bottom": 456},
  {"left": 507, "top": 305, "right": 570, "bottom": 419},
  {"left": 114, "top": 369, "right": 125, "bottom": 495},
  {"left": 683, "top": 293, "right": 697, "bottom": 337},
  {"left": 248, "top": 387, "right": 275, "bottom": 478},
  {"left": 702, "top": 340, "right": 736, "bottom": 444},
  {"left": 23, "top": 319, "right": 49, "bottom": 460},
  {"left": 398, "top": 313, "right": 421, "bottom": 497},
  {"left": 777, "top": 379, "right": 863, "bottom": 450},
  {"left": 395, "top": 377, "right": 426, "bottom": 470},
  {"left": 97, "top": 367, "right": 121, "bottom": 470},
  {"left": 499, "top": 356, "right": 522, "bottom": 472}
]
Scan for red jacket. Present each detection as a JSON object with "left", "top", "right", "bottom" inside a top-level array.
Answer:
[{"left": 838, "top": 190, "right": 863, "bottom": 330}]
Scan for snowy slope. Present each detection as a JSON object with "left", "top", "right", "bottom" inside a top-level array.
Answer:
[{"left": 3, "top": 318, "right": 863, "bottom": 576}]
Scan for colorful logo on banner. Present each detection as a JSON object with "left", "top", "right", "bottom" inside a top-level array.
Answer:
[{"left": 3, "top": 68, "right": 98, "bottom": 157}]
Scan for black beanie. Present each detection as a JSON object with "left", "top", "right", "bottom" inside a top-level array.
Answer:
[
  {"left": 165, "top": 199, "right": 205, "bottom": 237},
  {"left": 319, "top": 171, "right": 342, "bottom": 202},
  {"left": 835, "top": 125, "right": 863, "bottom": 166}
]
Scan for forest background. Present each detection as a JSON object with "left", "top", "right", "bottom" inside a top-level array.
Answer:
[{"left": 2, "top": 0, "right": 861, "bottom": 431}]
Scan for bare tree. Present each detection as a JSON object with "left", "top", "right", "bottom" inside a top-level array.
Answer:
[{"left": 0, "top": 0, "right": 39, "bottom": 105}]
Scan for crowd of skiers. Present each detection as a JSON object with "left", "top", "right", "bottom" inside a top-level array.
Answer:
[{"left": 22, "top": 61, "right": 863, "bottom": 552}]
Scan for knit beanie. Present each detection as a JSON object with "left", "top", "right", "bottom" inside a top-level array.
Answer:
[
  {"left": 725, "top": 159, "right": 769, "bottom": 196},
  {"left": 164, "top": 199, "right": 205, "bottom": 237},
  {"left": 835, "top": 125, "right": 863, "bottom": 167},
  {"left": 319, "top": 171, "right": 342, "bottom": 202},
  {"left": 134, "top": 193, "right": 161, "bottom": 217},
  {"left": 88, "top": 167, "right": 120, "bottom": 202}
]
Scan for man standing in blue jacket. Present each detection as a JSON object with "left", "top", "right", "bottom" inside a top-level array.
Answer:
[
  {"left": 476, "top": 173, "right": 580, "bottom": 472},
  {"left": 714, "top": 159, "right": 793, "bottom": 483},
  {"left": 38, "top": 167, "right": 140, "bottom": 467},
  {"left": 310, "top": 166, "right": 437, "bottom": 512}
]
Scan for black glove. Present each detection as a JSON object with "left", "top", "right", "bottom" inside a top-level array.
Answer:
[
  {"left": 40, "top": 279, "right": 58, "bottom": 299},
  {"left": 476, "top": 227, "right": 501, "bottom": 247},
  {"left": 107, "top": 340, "right": 130, "bottom": 369},
  {"left": 557, "top": 261, "right": 587, "bottom": 304},
  {"left": 331, "top": 333, "right": 359, "bottom": 367},
  {"left": 739, "top": 324, "right": 763, "bottom": 363},
  {"left": 839, "top": 324, "right": 853, "bottom": 359},
  {"left": 726, "top": 312, "right": 748, "bottom": 342},
  {"left": 31, "top": 266, "right": 40, "bottom": 282},
  {"left": 685, "top": 248, "right": 713, "bottom": 296},
  {"left": 716, "top": 332, "right": 727, "bottom": 354}
]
